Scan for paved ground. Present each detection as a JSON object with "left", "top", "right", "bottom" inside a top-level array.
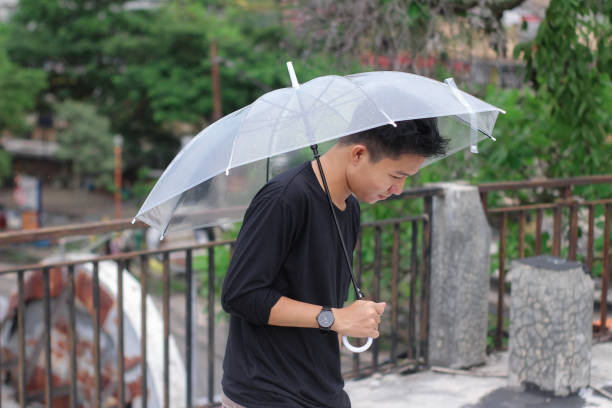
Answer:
[{"left": 345, "top": 342, "right": 612, "bottom": 408}]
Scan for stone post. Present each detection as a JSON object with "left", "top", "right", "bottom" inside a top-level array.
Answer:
[
  {"left": 428, "top": 183, "right": 491, "bottom": 368},
  {"left": 508, "top": 255, "right": 592, "bottom": 396}
]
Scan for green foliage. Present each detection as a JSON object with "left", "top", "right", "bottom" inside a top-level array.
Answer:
[
  {"left": 513, "top": 0, "right": 612, "bottom": 178},
  {"left": 0, "top": 23, "right": 46, "bottom": 133},
  {"left": 417, "top": 85, "right": 554, "bottom": 188},
  {"left": 54, "top": 100, "right": 115, "bottom": 190},
  {"left": 6, "top": 0, "right": 132, "bottom": 100},
  {"left": 4, "top": 0, "right": 345, "bottom": 177}
]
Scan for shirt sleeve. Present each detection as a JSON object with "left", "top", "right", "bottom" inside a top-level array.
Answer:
[{"left": 221, "top": 194, "right": 296, "bottom": 326}]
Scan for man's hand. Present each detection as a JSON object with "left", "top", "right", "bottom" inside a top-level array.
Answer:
[{"left": 331, "top": 300, "right": 386, "bottom": 338}]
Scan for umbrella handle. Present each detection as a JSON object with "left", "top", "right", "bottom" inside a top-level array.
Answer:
[{"left": 342, "top": 336, "right": 373, "bottom": 353}]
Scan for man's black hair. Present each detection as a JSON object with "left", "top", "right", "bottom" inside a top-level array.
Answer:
[{"left": 339, "top": 118, "right": 448, "bottom": 162}]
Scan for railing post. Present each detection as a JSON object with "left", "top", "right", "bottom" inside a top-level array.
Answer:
[
  {"left": 391, "top": 223, "right": 400, "bottom": 366},
  {"left": 117, "top": 261, "right": 125, "bottom": 408},
  {"left": 600, "top": 204, "right": 610, "bottom": 334},
  {"left": 208, "top": 247, "right": 215, "bottom": 405},
  {"left": 93, "top": 262, "right": 102, "bottom": 408},
  {"left": 587, "top": 205, "right": 595, "bottom": 274},
  {"left": 569, "top": 201, "right": 579, "bottom": 261},
  {"left": 373, "top": 226, "right": 382, "bottom": 371},
  {"left": 420, "top": 195, "right": 432, "bottom": 366},
  {"left": 518, "top": 210, "right": 526, "bottom": 259},
  {"left": 140, "top": 255, "right": 149, "bottom": 408},
  {"left": 408, "top": 220, "right": 418, "bottom": 360},
  {"left": 185, "top": 249, "right": 194, "bottom": 408},
  {"left": 43, "top": 268, "right": 53, "bottom": 408},
  {"left": 17, "top": 270, "right": 26, "bottom": 408},
  {"left": 68, "top": 265, "right": 77, "bottom": 408},
  {"left": 553, "top": 203, "right": 562, "bottom": 257},
  {"left": 352, "top": 233, "right": 362, "bottom": 377},
  {"left": 162, "top": 253, "right": 170, "bottom": 408},
  {"left": 535, "top": 209, "right": 543, "bottom": 255},
  {"left": 497, "top": 212, "right": 507, "bottom": 349}
]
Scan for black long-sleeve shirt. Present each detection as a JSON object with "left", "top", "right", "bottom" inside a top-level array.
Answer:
[{"left": 221, "top": 161, "right": 360, "bottom": 408}]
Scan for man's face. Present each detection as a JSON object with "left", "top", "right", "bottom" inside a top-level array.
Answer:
[{"left": 347, "top": 147, "right": 426, "bottom": 204}]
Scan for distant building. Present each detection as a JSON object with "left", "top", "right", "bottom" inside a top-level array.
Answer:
[{"left": 0, "top": 137, "right": 70, "bottom": 185}]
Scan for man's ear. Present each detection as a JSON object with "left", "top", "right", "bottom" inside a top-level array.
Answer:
[{"left": 350, "top": 144, "right": 368, "bottom": 164}]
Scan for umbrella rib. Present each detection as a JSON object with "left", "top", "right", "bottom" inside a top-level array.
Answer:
[
  {"left": 292, "top": 81, "right": 350, "bottom": 143},
  {"left": 256, "top": 96, "right": 301, "bottom": 115},
  {"left": 233, "top": 96, "right": 362, "bottom": 137},
  {"left": 159, "top": 194, "right": 185, "bottom": 239},
  {"left": 299, "top": 78, "right": 355, "bottom": 125},
  {"left": 245, "top": 76, "right": 380, "bottom": 136},
  {"left": 341, "top": 76, "right": 396, "bottom": 126},
  {"left": 265, "top": 92, "right": 300, "bottom": 163},
  {"left": 235, "top": 84, "right": 358, "bottom": 160},
  {"left": 226, "top": 90, "right": 303, "bottom": 175},
  {"left": 452, "top": 114, "right": 496, "bottom": 139}
]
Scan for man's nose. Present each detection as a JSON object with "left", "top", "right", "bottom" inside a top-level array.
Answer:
[{"left": 388, "top": 179, "right": 406, "bottom": 195}]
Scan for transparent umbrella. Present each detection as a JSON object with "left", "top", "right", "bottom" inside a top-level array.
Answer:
[
  {"left": 134, "top": 64, "right": 503, "bottom": 238},
  {"left": 133, "top": 62, "right": 505, "bottom": 353}
]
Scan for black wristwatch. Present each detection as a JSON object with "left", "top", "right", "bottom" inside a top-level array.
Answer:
[{"left": 317, "top": 306, "right": 335, "bottom": 333}]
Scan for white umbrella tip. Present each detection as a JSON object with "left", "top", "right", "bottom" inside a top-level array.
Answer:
[
  {"left": 131, "top": 218, "right": 137, "bottom": 224},
  {"left": 286, "top": 61, "right": 300, "bottom": 89}
]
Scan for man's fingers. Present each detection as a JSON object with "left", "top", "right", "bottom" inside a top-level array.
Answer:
[{"left": 374, "top": 302, "right": 386, "bottom": 315}]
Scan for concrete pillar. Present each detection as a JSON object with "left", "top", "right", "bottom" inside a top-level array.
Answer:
[
  {"left": 508, "top": 255, "right": 592, "bottom": 396},
  {"left": 428, "top": 183, "right": 491, "bottom": 368}
]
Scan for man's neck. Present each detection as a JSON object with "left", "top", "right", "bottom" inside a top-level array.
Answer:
[{"left": 310, "top": 147, "right": 351, "bottom": 210}]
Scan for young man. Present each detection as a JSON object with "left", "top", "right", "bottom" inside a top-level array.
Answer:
[{"left": 221, "top": 118, "right": 448, "bottom": 408}]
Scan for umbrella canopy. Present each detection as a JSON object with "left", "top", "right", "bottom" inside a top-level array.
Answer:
[{"left": 134, "top": 68, "right": 504, "bottom": 237}]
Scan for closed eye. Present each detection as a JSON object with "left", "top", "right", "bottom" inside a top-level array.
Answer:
[{"left": 390, "top": 175, "right": 402, "bottom": 180}]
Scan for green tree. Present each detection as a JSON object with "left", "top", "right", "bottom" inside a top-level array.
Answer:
[
  {"left": 0, "top": 23, "right": 46, "bottom": 133},
  {"left": 6, "top": 0, "right": 134, "bottom": 102},
  {"left": 513, "top": 0, "right": 612, "bottom": 178},
  {"left": 54, "top": 101, "right": 115, "bottom": 190},
  {"left": 415, "top": 0, "right": 612, "bottom": 200},
  {"left": 5, "top": 0, "right": 342, "bottom": 175}
]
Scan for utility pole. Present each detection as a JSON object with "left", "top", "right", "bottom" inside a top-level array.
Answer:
[{"left": 211, "top": 40, "right": 223, "bottom": 122}]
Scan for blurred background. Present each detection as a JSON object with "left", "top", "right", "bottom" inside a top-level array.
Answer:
[{"left": 0, "top": 0, "right": 610, "bottom": 233}]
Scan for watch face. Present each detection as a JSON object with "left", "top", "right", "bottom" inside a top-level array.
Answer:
[{"left": 318, "top": 310, "right": 334, "bottom": 328}]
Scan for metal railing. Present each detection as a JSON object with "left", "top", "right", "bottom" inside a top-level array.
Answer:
[
  {"left": 478, "top": 175, "right": 612, "bottom": 349},
  {"left": 0, "top": 189, "right": 440, "bottom": 407}
]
